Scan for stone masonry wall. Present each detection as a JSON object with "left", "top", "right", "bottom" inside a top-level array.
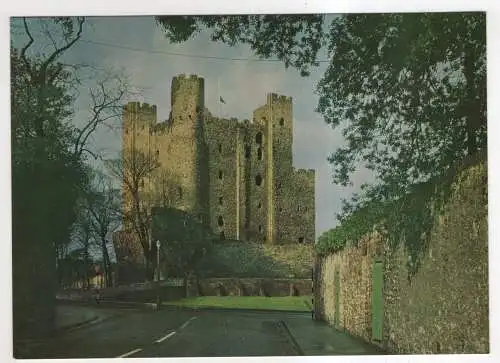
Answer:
[
  {"left": 317, "top": 231, "right": 383, "bottom": 342},
  {"left": 382, "top": 160, "right": 488, "bottom": 354},
  {"left": 314, "top": 160, "right": 488, "bottom": 353}
]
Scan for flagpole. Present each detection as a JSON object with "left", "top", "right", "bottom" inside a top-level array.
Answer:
[{"left": 218, "top": 78, "right": 221, "bottom": 116}]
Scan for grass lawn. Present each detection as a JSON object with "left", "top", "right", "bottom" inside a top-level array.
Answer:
[{"left": 163, "top": 296, "right": 312, "bottom": 311}]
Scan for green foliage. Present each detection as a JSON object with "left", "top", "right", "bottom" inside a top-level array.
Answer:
[
  {"left": 151, "top": 208, "right": 212, "bottom": 278},
  {"left": 164, "top": 296, "right": 311, "bottom": 312},
  {"left": 316, "top": 199, "right": 388, "bottom": 256},
  {"left": 156, "top": 15, "right": 325, "bottom": 76},
  {"left": 318, "top": 13, "right": 486, "bottom": 194}
]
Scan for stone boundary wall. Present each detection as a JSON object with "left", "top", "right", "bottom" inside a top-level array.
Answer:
[
  {"left": 314, "top": 232, "right": 383, "bottom": 342},
  {"left": 187, "top": 278, "right": 312, "bottom": 297},
  {"left": 314, "top": 160, "right": 488, "bottom": 354}
]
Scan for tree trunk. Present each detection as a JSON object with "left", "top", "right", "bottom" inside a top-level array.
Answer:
[
  {"left": 84, "top": 241, "right": 90, "bottom": 290},
  {"left": 101, "top": 237, "right": 112, "bottom": 288},
  {"left": 463, "top": 44, "right": 482, "bottom": 156}
]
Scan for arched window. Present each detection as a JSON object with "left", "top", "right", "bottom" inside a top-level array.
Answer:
[
  {"left": 217, "top": 216, "right": 224, "bottom": 227},
  {"left": 279, "top": 117, "right": 285, "bottom": 126},
  {"left": 257, "top": 148, "right": 263, "bottom": 160},
  {"left": 255, "top": 132, "right": 263, "bottom": 145},
  {"left": 255, "top": 174, "right": 263, "bottom": 186}
]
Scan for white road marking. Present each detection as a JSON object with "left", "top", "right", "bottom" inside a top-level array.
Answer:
[
  {"left": 154, "top": 316, "right": 198, "bottom": 345},
  {"left": 180, "top": 316, "right": 198, "bottom": 330},
  {"left": 117, "top": 348, "right": 142, "bottom": 358},
  {"left": 155, "top": 331, "right": 176, "bottom": 343}
]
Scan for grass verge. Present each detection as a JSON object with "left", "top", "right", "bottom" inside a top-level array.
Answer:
[{"left": 162, "top": 296, "right": 312, "bottom": 311}]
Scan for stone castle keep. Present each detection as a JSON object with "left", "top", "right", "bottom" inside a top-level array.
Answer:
[{"left": 122, "top": 74, "right": 315, "bottom": 245}]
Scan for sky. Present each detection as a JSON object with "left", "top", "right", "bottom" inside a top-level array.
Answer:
[{"left": 10, "top": 15, "right": 374, "bottom": 240}]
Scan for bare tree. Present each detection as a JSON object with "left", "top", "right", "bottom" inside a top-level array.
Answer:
[
  {"left": 105, "top": 148, "right": 160, "bottom": 278},
  {"left": 71, "top": 202, "right": 95, "bottom": 289},
  {"left": 82, "top": 171, "right": 121, "bottom": 288},
  {"left": 151, "top": 169, "right": 183, "bottom": 208}
]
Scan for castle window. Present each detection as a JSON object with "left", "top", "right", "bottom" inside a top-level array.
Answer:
[
  {"left": 140, "top": 179, "right": 144, "bottom": 188},
  {"left": 298, "top": 237, "right": 305, "bottom": 244},
  {"left": 255, "top": 132, "right": 263, "bottom": 145},
  {"left": 178, "top": 186, "right": 183, "bottom": 200},
  {"left": 297, "top": 205, "right": 301, "bottom": 212},
  {"left": 156, "top": 150, "right": 160, "bottom": 156},
  {"left": 217, "top": 216, "right": 224, "bottom": 227},
  {"left": 258, "top": 225, "right": 263, "bottom": 233},
  {"left": 279, "top": 117, "right": 285, "bottom": 126},
  {"left": 125, "top": 128, "right": 128, "bottom": 134},
  {"left": 219, "top": 196, "right": 223, "bottom": 205},
  {"left": 258, "top": 202, "right": 262, "bottom": 209},
  {"left": 257, "top": 148, "right": 263, "bottom": 160},
  {"left": 218, "top": 143, "right": 222, "bottom": 153},
  {"left": 279, "top": 207, "right": 283, "bottom": 212},
  {"left": 219, "top": 170, "right": 223, "bottom": 180},
  {"left": 255, "top": 174, "right": 263, "bottom": 186},
  {"left": 245, "top": 146, "right": 251, "bottom": 158}
]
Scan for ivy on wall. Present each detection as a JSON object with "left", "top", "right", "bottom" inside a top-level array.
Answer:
[{"left": 316, "top": 153, "right": 486, "bottom": 278}]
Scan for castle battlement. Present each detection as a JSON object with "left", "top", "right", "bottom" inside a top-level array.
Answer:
[
  {"left": 267, "top": 93, "right": 293, "bottom": 105},
  {"left": 124, "top": 101, "right": 157, "bottom": 114}
]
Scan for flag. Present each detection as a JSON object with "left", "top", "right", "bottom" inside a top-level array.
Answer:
[{"left": 219, "top": 96, "right": 226, "bottom": 104}]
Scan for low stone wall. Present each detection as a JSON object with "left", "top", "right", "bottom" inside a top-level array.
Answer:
[
  {"left": 314, "top": 160, "right": 488, "bottom": 354},
  {"left": 187, "top": 278, "right": 312, "bottom": 297},
  {"left": 58, "top": 282, "right": 185, "bottom": 302}
]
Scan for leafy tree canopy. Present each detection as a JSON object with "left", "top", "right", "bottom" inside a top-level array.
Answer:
[{"left": 156, "top": 13, "right": 486, "bottom": 275}]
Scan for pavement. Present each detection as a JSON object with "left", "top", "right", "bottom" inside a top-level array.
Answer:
[{"left": 14, "top": 303, "right": 385, "bottom": 358}]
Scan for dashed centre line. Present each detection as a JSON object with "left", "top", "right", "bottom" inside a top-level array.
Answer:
[
  {"left": 117, "top": 316, "right": 199, "bottom": 357},
  {"left": 117, "top": 348, "right": 142, "bottom": 358},
  {"left": 180, "top": 316, "right": 198, "bottom": 330},
  {"left": 155, "top": 331, "right": 176, "bottom": 343}
]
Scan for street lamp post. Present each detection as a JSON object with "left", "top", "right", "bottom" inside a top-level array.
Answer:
[{"left": 156, "top": 240, "right": 161, "bottom": 310}]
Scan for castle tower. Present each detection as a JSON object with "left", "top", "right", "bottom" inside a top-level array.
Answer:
[
  {"left": 122, "top": 102, "right": 157, "bottom": 229},
  {"left": 156, "top": 74, "right": 208, "bottom": 217}
]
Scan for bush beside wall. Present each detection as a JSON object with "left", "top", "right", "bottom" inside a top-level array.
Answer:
[{"left": 200, "top": 242, "right": 314, "bottom": 278}]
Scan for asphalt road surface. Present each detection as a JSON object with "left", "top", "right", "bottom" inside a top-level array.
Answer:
[{"left": 21, "top": 307, "right": 300, "bottom": 358}]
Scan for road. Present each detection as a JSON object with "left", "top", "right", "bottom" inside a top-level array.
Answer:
[{"left": 21, "top": 307, "right": 300, "bottom": 358}]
